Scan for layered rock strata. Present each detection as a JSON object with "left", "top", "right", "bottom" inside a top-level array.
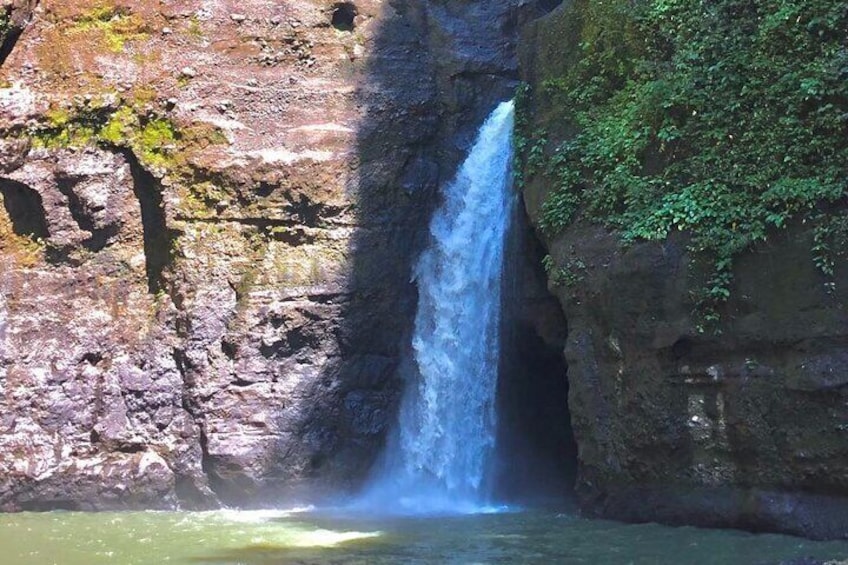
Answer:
[{"left": 0, "top": 0, "right": 556, "bottom": 509}]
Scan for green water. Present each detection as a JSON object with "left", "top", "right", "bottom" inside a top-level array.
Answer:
[{"left": 2, "top": 508, "right": 847, "bottom": 565}]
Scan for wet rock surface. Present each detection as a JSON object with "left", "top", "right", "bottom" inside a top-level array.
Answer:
[
  {"left": 0, "top": 0, "right": 553, "bottom": 509},
  {"left": 521, "top": 148, "right": 848, "bottom": 537}
]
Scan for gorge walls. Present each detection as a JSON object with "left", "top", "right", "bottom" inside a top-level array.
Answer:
[
  {"left": 0, "top": 0, "right": 563, "bottom": 510},
  {"left": 10, "top": 0, "right": 844, "bottom": 542}
]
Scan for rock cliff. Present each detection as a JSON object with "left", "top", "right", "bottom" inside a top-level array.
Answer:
[
  {"left": 519, "top": 0, "right": 848, "bottom": 540},
  {"left": 0, "top": 0, "right": 559, "bottom": 510}
]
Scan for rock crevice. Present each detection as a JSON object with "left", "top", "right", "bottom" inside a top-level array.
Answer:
[{"left": 0, "top": 177, "right": 48, "bottom": 239}]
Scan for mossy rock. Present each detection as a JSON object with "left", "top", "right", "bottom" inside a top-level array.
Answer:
[{"left": 518, "top": 0, "right": 848, "bottom": 329}]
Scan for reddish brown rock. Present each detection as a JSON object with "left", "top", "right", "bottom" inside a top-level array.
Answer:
[{"left": 0, "top": 0, "right": 551, "bottom": 509}]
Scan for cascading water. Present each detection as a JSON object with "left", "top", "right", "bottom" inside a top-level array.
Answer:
[{"left": 359, "top": 100, "right": 516, "bottom": 514}]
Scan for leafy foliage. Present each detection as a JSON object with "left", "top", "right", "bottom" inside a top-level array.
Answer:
[
  {"left": 518, "top": 0, "right": 848, "bottom": 327},
  {"left": 543, "top": 254, "right": 587, "bottom": 288},
  {"left": 813, "top": 213, "right": 848, "bottom": 278}
]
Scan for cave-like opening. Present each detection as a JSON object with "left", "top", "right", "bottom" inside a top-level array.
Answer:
[
  {"left": 492, "top": 211, "right": 578, "bottom": 507},
  {"left": 331, "top": 3, "right": 357, "bottom": 32},
  {"left": 0, "top": 178, "right": 49, "bottom": 240}
]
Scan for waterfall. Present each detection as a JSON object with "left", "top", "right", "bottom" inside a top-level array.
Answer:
[{"left": 359, "top": 100, "right": 516, "bottom": 514}]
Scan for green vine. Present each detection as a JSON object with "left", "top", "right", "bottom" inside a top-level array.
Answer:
[
  {"left": 543, "top": 254, "right": 587, "bottom": 288},
  {"left": 812, "top": 213, "right": 848, "bottom": 279},
  {"left": 512, "top": 82, "right": 532, "bottom": 190}
]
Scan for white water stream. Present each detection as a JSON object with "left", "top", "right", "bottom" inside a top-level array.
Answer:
[{"left": 360, "top": 100, "right": 516, "bottom": 513}]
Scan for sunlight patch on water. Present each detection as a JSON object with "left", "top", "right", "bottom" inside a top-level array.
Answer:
[
  {"left": 193, "top": 508, "right": 383, "bottom": 550},
  {"left": 279, "top": 529, "right": 382, "bottom": 548},
  {"left": 207, "top": 506, "right": 315, "bottom": 523}
]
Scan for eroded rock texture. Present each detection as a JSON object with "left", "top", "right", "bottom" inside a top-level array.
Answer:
[
  {"left": 0, "top": 0, "right": 551, "bottom": 510},
  {"left": 537, "top": 222, "right": 848, "bottom": 539}
]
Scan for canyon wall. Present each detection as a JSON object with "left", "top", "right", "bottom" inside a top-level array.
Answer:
[
  {"left": 519, "top": 1, "right": 848, "bottom": 540},
  {"left": 0, "top": 0, "right": 558, "bottom": 510}
]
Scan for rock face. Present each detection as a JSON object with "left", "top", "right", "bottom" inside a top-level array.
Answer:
[
  {"left": 0, "top": 0, "right": 554, "bottom": 510},
  {"left": 0, "top": 147, "right": 203, "bottom": 509},
  {"left": 536, "top": 221, "right": 848, "bottom": 539},
  {"left": 0, "top": 1, "right": 36, "bottom": 66},
  {"left": 519, "top": 3, "right": 848, "bottom": 540}
]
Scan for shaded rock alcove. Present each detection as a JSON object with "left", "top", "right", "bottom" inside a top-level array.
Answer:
[
  {"left": 123, "top": 150, "right": 175, "bottom": 295},
  {"left": 0, "top": 178, "right": 48, "bottom": 240},
  {"left": 330, "top": 3, "right": 357, "bottom": 32},
  {"left": 493, "top": 206, "right": 577, "bottom": 506}
]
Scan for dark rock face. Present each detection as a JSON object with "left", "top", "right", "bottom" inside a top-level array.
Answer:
[
  {"left": 519, "top": 1, "right": 848, "bottom": 541},
  {"left": 554, "top": 224, "right": 848, "bottom": 540},
  {"left": 494, "top": 208, "right": 576, "bottom": 505},
  {"left": 519, "top": 150, "right": 848, "bottom": 539},
  {"left": 0, "top": 0, "right": 560, "bottom": 510}
]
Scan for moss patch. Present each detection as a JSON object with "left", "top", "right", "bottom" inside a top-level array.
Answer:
[
  {"left": 32, "top": 100, "right": 115, "bottom": 149},
  {"left": 28, "top": 94, "right": 226, "bottom": 177},
  {"left": 66, "top": 4, "right": 150, "bottom": 53}
]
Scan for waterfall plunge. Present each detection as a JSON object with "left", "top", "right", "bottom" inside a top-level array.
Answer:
[{"left": 360, "top": 100, "right": 515, "bottom": 514}]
